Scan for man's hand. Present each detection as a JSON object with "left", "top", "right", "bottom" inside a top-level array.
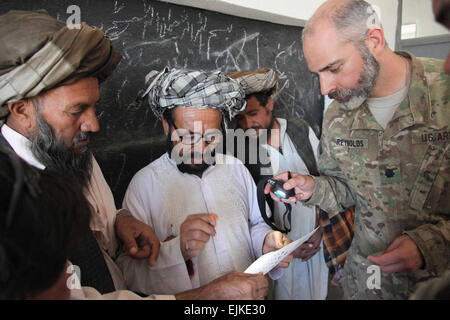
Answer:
[
  {"left": 293, "top": 226, "right": 323, "bottom": 261},
  {"left": 175, "top": 271, "right": 269, "bottom": 300},
  {"left": 262, "top": 231, "right": 293, "bottom": 269},
  {"left": 368, "top": 235, "right": 424, "bottom": 273},
  {"left": 330, "top": 268, "right": 344, "bottom": 287},
  {"left": 264, "top": 171, "right": 315, "bottom": 203},
  {"left": 180, "top": 213, "right": 217, "bottom": 261},
  {"left": 115, "top": 210, "right": 160, "bottom": 266}
]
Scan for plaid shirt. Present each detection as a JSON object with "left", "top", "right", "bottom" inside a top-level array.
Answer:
[{"left": 319, "top": 206, "right": 355, "bottom": 276}]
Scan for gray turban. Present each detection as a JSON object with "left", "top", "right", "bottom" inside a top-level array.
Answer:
[
  {"left": 0, "top": 10, "right": 121, "bottom": 119},
  {"left": 227, "top": 67, "right": 280, "bottom": 96},
  {"left": 142, "top": 67, "right": 246, "bottom": 120}
]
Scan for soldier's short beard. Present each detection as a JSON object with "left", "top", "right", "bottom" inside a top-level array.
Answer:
[
  {"left": 30, "top": 111, "right": 93, "bottom": 188},
  {"left": 329, "top": 42, "right": 380, "bottom": 111}
]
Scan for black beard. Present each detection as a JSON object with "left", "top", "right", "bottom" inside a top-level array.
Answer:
[
  {"left": 248, "top": 110, "right": 275, "bottom": 140},
  {"left": 265, "top": 114, "right": 276, "bottom": 139},
  {"left": 166, "top": 133, "right": 215, "bottom": 175},
  {"left": 30, "top": 112, "right": 93, "bottom": 188},
  {"left": 176, "top": 160, "right": 212, "bottom": 175}
]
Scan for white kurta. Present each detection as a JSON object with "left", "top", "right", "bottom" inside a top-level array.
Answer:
[
  {"left": 116, "top": 153, "right": 273, "bottom": 295},
  {"left": 264, "top": 118, "right": 329, "bottom": 300}
]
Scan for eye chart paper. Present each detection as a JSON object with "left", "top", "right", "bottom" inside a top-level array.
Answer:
[{"left": 245, "top": 227, "right": 319, "bottom": 275}]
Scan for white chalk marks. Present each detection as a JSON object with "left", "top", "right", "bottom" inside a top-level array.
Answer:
[
  {"left": 102, "top": 2, "right": 302, "bottom": 74},
  {"left": 91, "top": 0, "right": 321, "bottom": 140},
  {"left": 100, "top": 1, "right": 310, "bottom": 117}
]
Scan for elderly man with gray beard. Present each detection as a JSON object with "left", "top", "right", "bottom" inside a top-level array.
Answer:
[
  {"left": 0, "top": 9, "right": 162, "bottom": 296},
  {"left": 0, "top": 10, "right": 271, "bottom": 300}
]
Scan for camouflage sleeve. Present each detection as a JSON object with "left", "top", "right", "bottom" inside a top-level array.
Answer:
[
  {"left": 304, "top": 107, "right": 356, "bottom": 212},
  {"left": 403, "top": 57, "right": 450, "bottom": 276},
  {"left": 404, "top": 173, "right": 450, "bottom": 276},
  {"left": 404, "top": 220, "right": 450, "bottom": 276}
]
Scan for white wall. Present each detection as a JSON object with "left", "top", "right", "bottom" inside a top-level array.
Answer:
[
  {"left": 367, "top": 0, "right": 398, "bottom": 49},
  {"left": 402, "top": 0, "right": 448, "bottom": 38},
  {"left": 160, "top": 0, "right": 326, "bottom": 27},
  {"left": 220, "top": 0, "right": 327, "bottom": 25},
  {"left": 160, "top": 0, "right": 399, "bottom": 48}
]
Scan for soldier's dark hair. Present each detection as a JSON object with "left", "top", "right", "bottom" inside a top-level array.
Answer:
[{"left": 0, "top": 150, "right": 90, "bottom": 299}]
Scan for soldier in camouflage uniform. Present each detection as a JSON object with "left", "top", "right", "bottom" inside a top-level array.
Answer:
[{"left": 266, "top": 0, "right": 449, "bottom": 299}]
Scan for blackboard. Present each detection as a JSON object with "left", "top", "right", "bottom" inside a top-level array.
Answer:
[{"left": 1, "top": 0, "right": 323, "bottom": 206}]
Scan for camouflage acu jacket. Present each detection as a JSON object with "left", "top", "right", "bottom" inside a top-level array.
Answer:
[{"left": 306, "top": 52, "right": 449, "bottom": 299}]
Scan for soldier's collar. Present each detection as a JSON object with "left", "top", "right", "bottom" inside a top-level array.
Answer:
[
  {"left": 350, "top": 104, "right": 383, "bottom": 131},
  {"left": 398, "top": 51, "right": 432, "bottom": 125},
  {"left": 350, "top": 51, "right": 431, "bottom": 131}
]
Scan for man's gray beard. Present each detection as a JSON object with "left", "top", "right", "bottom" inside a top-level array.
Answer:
[
  {"left": 30, "top": 112, "right": 93, "bottom": 188},
  {"left": 330, "top": 43, "right": 380, "bottom": 111}
]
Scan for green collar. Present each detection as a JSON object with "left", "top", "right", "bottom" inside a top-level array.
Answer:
[{"left": 349, "top": 51, "right": 431, "bottom": 133}]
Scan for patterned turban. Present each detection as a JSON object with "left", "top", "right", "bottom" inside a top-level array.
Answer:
[
  {"left": 227, "top": 67, "right": 280, "bottom": 96},
  {"left": 142, "top": 67, "right": 246, "bottom": 120},
  {"left": 0, "top": 10, "right": 121, "bottom": 119}
]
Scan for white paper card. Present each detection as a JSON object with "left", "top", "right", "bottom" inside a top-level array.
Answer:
[{"left": 244, "top": 227, "right": 319, "bottom": 275}]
